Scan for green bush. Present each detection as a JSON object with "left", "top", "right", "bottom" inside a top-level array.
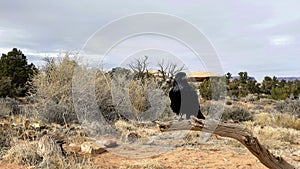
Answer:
[
  {"left": 270, "top": 86, "right": 289, "bottom": 100},
  {"left": 199, "top": 77, "right": 226, "bottom": 100}
]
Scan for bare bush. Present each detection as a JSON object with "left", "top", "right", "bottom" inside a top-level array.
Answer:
[
  {"left": 95, "top": 71, "right": 116, "bottom": 122},
  {"left": 111, "top": 73, "right": 172, "bottom": 122},
  {"left": 30, "top": 53, "right": 78, "bottom": 125},
  {"left": 31, "top": 53, "right": 175, "bottom": 125},
  {"left": 157, "top": 59, "right": 184, "bottom": 81},
  {"left": 0, "top": 97, "right": 21, "bottom": 117},
  {"left": 128, "top": 56, "right": 150, "bottom": 79}
]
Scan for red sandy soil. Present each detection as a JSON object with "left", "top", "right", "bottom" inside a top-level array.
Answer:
[
  {"left": 0, "top": 143, "right": 269, "bottom": 169},
  {"left": 92, "top": 144, "right": 268, "bottom": 169}
]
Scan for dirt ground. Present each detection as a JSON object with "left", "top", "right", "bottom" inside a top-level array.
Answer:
[
  {"left": 92, "top": 141, "right": 269, "bottom": 169},
  {"left": 1, "top": 137, "right": 299, "bottom": 169},
  {"left": 0, "top": 139, "right": 271, "bottom": 169}
]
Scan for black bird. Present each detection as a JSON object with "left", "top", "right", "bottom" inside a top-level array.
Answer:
[{"left": 169, "top": 72, "right": 205, "bottom": 120}]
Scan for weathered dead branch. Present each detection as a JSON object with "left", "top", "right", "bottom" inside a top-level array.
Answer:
[{"left": 157, "top": 117, "right": 295, "bottom": 169}]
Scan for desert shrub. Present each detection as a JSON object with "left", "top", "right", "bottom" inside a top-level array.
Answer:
[
  {"left": 253, "top": 125, "right": 300, "bottom": 150},
  {"left": 95, "top": 71, "right": 119, "bottom": 122},
  {"left": 200, "top": 102, "right": 210, "bottom": 115},
  {"left": 0, "top": 98, "right": 13, "bottom": 117},
  {"left": 254, "top": 113, "right": 300, "bottom": 130},
  {"left": 258, "top": 98, "right": 276, "bottom": 106},
  {"left": 128, "top": 78, "right": 169, "bottom": 120},
  {"left": 270, "top": 87, "right": 288, "bottom": 100},
  {"left": 73, "top": 66, "right": 173, "bottom": 128},
  {"left": 199, "top": 77, "right": 226, "bottom": 101},
  {"left": 59, "top": 156, "right": 99, "bottom": 169},
  {"left": 249, "top": 105, "right": 264, "bottom": 111},
  {"left": 0, "top": 97, "right": 21, "bottom": 117},
  {"left": 114, "top": 120, "right": 137, "bottom": 133},
  {"left": 3, "top": 141, "right": 42, "bottom": 165},
  {"left": 222, "top": 106, "right": 253, "bottom": 122},
  {"left": 273, "top": 98, "right": 300, "bottom": 118},
  {"left": 182, "top": 131, "right": 200, "bottom": 146},
  {"left": 3, "top": 140, "right": 96, "bottom": 168},
  {"left": 241, "top": 94, "right": 259, "bottom": 102},
  {"left": 199, "top": 79, "right": 212, "bottom": 100},
  {"left": 111, "top": 72, "right": 172, "bottom": 122},
  {"left": 30, "top": 54, "right": 78, "bottom": 125},
  {"left": 32, "top": 54, "right": 173, "bottom": 125},
  {"left": 0, "top": 124, "right": 18, "bottom": 158},
  {"left": 206, "top": 101, "right": 224, "bottom": 120},
  {"left": 273, "top": 113, "right": 300, "bottom": 130},
  {"left": 244, "top": 121, "right": 300, "bottom": 150}
]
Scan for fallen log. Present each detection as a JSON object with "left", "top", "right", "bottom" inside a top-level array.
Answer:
[{"left": 156, "top": 117, "right": 295, "bottom": 169}]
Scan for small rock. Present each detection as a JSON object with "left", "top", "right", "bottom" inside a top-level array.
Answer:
[
  {"left": 103, "top": 140, "right": 118, "bottom": 148},
  {"left": 292, "top": 150, "right": 300, "bottom": 156},
  {"left": 81, "top": 141, "right": 107, "bottom": 154},
  {"left": 62, "top": 143, "right": 81, "bottom": 155},
  {"left": 292, "top": 150, "right": 300, "bottom": 162}
]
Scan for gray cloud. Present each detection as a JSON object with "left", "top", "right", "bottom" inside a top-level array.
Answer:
[{"left": 0, "top": 0, "right": 299, "bottom": 81}]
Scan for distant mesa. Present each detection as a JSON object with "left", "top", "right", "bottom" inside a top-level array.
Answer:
[
  {"left": 230, "top": 76, "right": 300, "bottom": 82},
  {"left": 187, "top": 71, "right": 221, "bottom": 82},
  {"left": 277, "top": 77, "right": 300, "bottom": 82}
]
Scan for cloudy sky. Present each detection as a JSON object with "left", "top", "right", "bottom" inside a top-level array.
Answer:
[{"left": 0, "top": 0, "right": 299, "bottom": 81}]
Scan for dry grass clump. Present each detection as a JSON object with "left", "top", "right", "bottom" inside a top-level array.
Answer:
[
  {"left": 254, "top": 126, "right": 300, "bottom": 149},
  {"left": 114, "top": 120, "right": 158, "bottom": 143},
  {"left": 37, "top": 155, "right": 98, "bottom": 169},
  {"left": 60, "top": 156, "right": 99, "bottom": 169},
  {"left": 182, "top": 131, "right": 200, "bottom": 146},
  {"left": 3, "top": 138, "right": 97, "bottom": 169},
  {"left": 3, "top": 141, "right": 42, "bottom": 166},
  {"left": 244, "top": 121, "right": 300, "bottom": 150},
  {"left": 114, "top": 120, "right": 137, "bottom": 132},
  {"left": 254, "top": 112, "right": 300, "bottom": 130},
  {"left": 119, "top": 160, "right": 165, "bottom": 169},
  {"left": 0, "top": 117, "right": 20, "bottom": 158}
]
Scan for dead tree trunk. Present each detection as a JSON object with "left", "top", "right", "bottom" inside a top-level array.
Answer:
[{"left": 157, "top": 117, "right": 295, "bottom": 169}]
